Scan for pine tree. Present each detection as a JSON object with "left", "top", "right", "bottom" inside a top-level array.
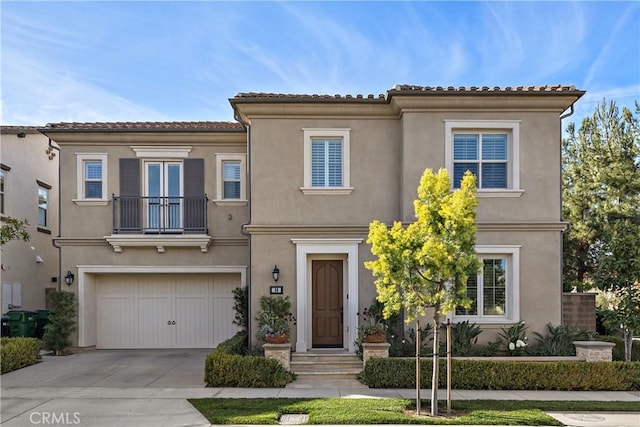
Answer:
[{"left": 562, "top": 100, "right": 640, "bottom": 360}]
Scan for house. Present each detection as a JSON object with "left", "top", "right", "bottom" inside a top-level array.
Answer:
[
  {"left": 39, "top": 122, "right": 248, "bottom": 348},
  {"left": 230, "top": 85, "right": 584, "bottom": 352},
  {"left": 1, "top": 126, "right": 59, "bottom": 314},
  {"left": 40, "top": 85, "right": 584, "bottom": 351}
]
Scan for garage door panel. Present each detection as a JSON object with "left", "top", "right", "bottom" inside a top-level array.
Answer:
[
  {"left": 97, "top": 296, "right": 136, "bottom": 349},
  {"left": 175, "top": 296, "right": 210, "bottom": 348},
  {"left": 97, "top": 273, "right": 241, "bottom": 349},
  {"left": 138, "top": 295, "right": 172, "bottom": 348},
  {"left": 138, "top": 276, "right": 172, "bottom": 294}
]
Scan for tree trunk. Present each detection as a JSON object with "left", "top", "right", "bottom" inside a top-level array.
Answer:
[
  {"left": 416, "top": 319, "right": 421, "bottom": 415},
  {"left": 624, "top": 328, "right": 633, "bottom": 362},
  {"left": 431, "top": 314, "right": 440, "bottom": 416}
]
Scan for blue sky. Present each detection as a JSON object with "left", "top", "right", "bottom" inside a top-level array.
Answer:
[{"left": 2, "top": 1, "right": 639, "bottom": 127}]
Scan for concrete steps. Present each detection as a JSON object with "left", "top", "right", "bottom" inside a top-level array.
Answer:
[{"left": 287, "top": 351, "right": 366, "bottom": 388}]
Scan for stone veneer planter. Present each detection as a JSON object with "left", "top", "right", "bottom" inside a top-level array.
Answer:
[
  {"left": 362, "top": 342, "right": 390, "bottom": 365},
  {"left": 573, "top": 340, "right": 615, "bottom": 362},
  {"left": 263, "top": 342, "right": 291, "bottom": 370}
]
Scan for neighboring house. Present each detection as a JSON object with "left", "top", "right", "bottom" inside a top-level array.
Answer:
[
  {"left": 1, "top": 126, "right": 59, "bottom": 314},
  {"left": 40, "top": 84, "right": 584, "bottom": 351}
]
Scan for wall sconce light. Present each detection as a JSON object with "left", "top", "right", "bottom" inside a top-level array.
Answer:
[
  {"left": 17, "top": 132, "right": 26, "bottom": 138},
  {"left": 64, "top": 271, "right": 75, "bottom": 286},
  {"left": 272, "top": 265, "right": 280, "bottom": 282}
]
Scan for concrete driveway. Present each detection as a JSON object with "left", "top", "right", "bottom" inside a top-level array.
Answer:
[{"left": 1, "top": 349, "right": 215, "bottom": 426}]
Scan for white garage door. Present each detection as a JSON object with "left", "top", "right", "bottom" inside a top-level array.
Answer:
[{"left": 96, "top": 273, "right": 239, "bottom": 349}]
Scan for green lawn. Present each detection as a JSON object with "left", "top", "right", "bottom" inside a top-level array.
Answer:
[{"left": 188, "top": 398, "right": 639, "bottom": 425}]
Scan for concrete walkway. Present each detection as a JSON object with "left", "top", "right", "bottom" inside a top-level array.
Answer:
[{"left": 1, "top": 350, "right": 639, "bottom": 426}]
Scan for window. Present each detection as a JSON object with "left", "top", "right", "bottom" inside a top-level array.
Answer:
[
  {"left": 38, "top": 187, "right": 48, "bottom": 227},
  {"left": 312, "top": 139, "right": 342, "bottom": 187},
  {"left": 445, "top": 120, "right": 522, "bottom": 197},
  {"left": 302, "top": 128, "right": 352, "bottom": 195},
  {"left": 215, "top": 154, "right": 246, "bottom": 205},
  {"left": 223, "top": 161, "right": 241, "bottom": 199},
  {"left": 84, "top": 161, "right": 103, "bottom": 198},
  {"left": 75, "top": 153, "right": 108, "bottom": 205},
  {"left": 453, "top": 133, "right": 508, "bottom": 188},
  {"left": 454, "top": 245, "right": 520, "bottom": 323},
  {"left": 0, "top": 170, "right": 5, "bottom": 215}
]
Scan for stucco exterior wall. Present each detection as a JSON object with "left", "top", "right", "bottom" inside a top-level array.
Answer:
[{"left": 1, "top": 129, "right": 59, "bottom": 312}]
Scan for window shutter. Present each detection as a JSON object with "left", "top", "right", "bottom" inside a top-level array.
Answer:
[
  {"left": 183, "top": 158, "right": 205, "bottom": 232},
  {"left": 119, "top": 158, "right": 140, "bottom": 231}
]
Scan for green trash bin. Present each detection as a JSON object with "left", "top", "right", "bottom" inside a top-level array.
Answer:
[
  {"left": 7, "top": 311, "right": 37, "bottom": 337},
  {"left": 35, "top": 310, "right": 50, "bottom": 339}
]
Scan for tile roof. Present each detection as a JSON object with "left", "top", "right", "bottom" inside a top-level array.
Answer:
[
  {"left": 389, "top": 84, "right": 582, "bottom": 93},
  {"left": 233, "top": 92, "right": 386, "bottom": 101},
  {"left": 233, "top": 85, "right": 584, "bottom": 101},
  {"left": 41, "top": 121, "right": 244, "bottom": 131},
  {"left": 1, "top": 125, "right": 41, "bottom": 134}
]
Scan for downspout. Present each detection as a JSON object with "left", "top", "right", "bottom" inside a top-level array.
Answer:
[
  {"left": 558, "top": 103, "right": 576, "bottom": 317},
  {"left": 46, "top": 137, "right": 63, "bottom": 292},
  {"left": 234, "top": 110, "right": 252, "bottom": 346}
]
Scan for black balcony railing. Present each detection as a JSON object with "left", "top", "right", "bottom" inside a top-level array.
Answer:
[{"left": 112, "top": 195, "right": 208, "bottom": 234}]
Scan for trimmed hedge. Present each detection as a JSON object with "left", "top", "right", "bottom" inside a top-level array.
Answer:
[
  {"left": 1, "top": 337, "right": 40, "bottom": 374},
  {"left": 205, "top": 351, "right": 295, "bottom": 387},
  {"left": 216, "top": 331, "right": 248, "bottom": 355},
  {"left": 360, "top": 358, "right": 640, "bottom": 391}
]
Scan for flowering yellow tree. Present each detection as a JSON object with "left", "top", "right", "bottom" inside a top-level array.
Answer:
[{"left": 366, "top": 168, "right": 479, "bottom": 415}]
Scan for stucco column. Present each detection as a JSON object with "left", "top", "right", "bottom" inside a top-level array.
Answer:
[
  {"left": 263, "top": 343, "right": 291, "bottom": 369},
  {"left": 573, "top": 341, "right": 615, "bottom": 362},
  {"left": 362, "top": 342, "right": 391, "bottom": 366}
]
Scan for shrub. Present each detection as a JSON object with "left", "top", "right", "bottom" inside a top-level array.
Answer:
[
  {"left": 498, "top": 321, "right": 529, "bottom": 355},
  {"left": 359, "top": 357, "right": 640, "bottom": 390},
  {"left": 204, "top": 351, "right": 295, "bottom": 387},
  {"left": 596, "top": 335, "right": 640, "bottom": 361},
  {"left": 1, "top": 337, "right": 40, "bottom": 374},
  {"left": 450, "top": 321, "right": 482, "bottom": 356},
  {"left": 216, "top": 331, "right": 248, "bottom": 355},
  {"left": 42, "top": 291, "right": 77, "bottom": 354},
  {"left": 529, "top": 323, "right": 589, "bottom": 356},
  {"left": 232, "top": 287, "right": 248, "bottom": 332}
]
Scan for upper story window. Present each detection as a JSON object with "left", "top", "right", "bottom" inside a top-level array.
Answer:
[
  {"left": 0, "top": 169, "right": 6, "bottom": 215},
  {"left": 223, "top": 161, "right": 241, "bottom": 198},
  {"left": 445, "top": 120, "right": 523, "bottom": 198},
  {"left": 453, "top": 133, "right": 508, "bottom": 188},
  {"left": 302, "top": 128, "right": 352, "bottom": 195},
  {"left": 84, "top": 161, "right": 103, "bottom": 198},
  {"left": 75, "top": 153, "right": 108, "bottom": 205},
  {"left": 454, "top": 245, "right": 520, "bottom": 323},
  {"left": 215, "top": 154, "right": 246, "bottom": 206},
  {"left": 38, "top": 186, "right": 48, "bottom": 227}
]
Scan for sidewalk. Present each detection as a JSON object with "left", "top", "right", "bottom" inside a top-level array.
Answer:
[{"left": 2, "top": 386, "right": 639, "bottom": 426}]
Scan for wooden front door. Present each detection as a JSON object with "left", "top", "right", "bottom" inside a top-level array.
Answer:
[{"left": 312, "top": 260, "right": 343, "bottom": 347}]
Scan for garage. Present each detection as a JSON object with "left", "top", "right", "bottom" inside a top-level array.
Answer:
[{"left": 95, "top": 273, "right": 239, "bottom": 349}]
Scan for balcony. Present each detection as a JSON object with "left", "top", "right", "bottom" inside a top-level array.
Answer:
[{"left": 106, "top": 195, "right": 212, "bottom": 253}]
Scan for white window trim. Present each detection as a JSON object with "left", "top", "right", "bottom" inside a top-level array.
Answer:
[
  {"left": 0, "top": 169, "right": 6, "bottom": 215},
  {"left": 453, "top": 244, "right": 521, "bottom": 324},
  {"left": 131, "top": 146, "right": 192, "bottom": 158},
  {"left": 37, "top": 186, "right": 49, "bottom": 227},
  {"left": 301, "top": 128, "right": 353, "bottom": 195},
  {"left": 74, "top": 153, "right": 109, "bottom": 206},
  {"left": 445, "top": 120, "right": 523, "bottom": 198},
  {"left": 214, "top": 154, "right": 247, "bottom": 206}
]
